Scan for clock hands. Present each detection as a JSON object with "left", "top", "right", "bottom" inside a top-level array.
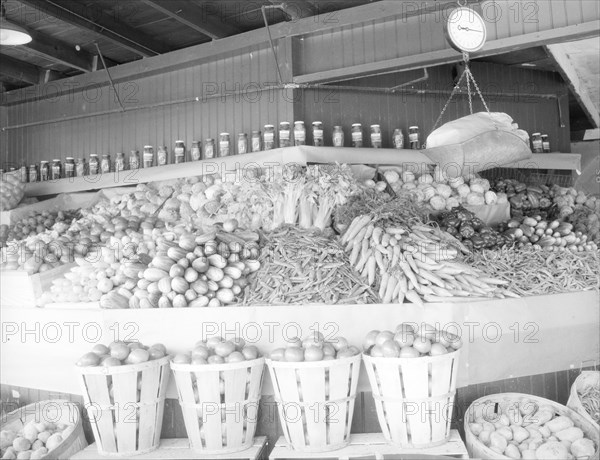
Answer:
[{"left": 458, "top": 25, "right": 483, "bottom": 33}]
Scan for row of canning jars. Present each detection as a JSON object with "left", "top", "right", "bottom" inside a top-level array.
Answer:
[{"left": 26, "top": 122, "right": 422, "bottom": 181}]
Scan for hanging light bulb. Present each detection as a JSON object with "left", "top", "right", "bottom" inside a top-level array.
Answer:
[{"left": 0, "top": 2, "right": 32, "bottom": 45}]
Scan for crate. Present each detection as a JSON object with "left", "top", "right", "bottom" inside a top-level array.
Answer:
[
  {"left": 71, "top": 436, "right": 268, "bottom": 459},
  {"left": 269, "top": 431, "right": 469, "bottom": 459},
  {"left": 170, "top": 358, "right": 265, "bottom": 455},
  {"left": 363, "top": 350, "right": 461, "bottom": 448},
  {"left": 0, "top": 263, "right": 75, "bottom": 307},
  {"left": 76, "top": 356, "right": 171, "bottom": 457},
  {"left": 1, "top": 400, "right": 88, "bottom": 459},
  {"left": 266, "top": 354, "right": 362, "bottom": 453},
  {"left": 464, "top": 393, "right": 600, "bottom": 459}
]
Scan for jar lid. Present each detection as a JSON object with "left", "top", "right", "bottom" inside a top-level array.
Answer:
[
  {"left": 52, "top": 159, "right": 61, "bottom": 162},
  {"left": 205, "top": 138, "right": 214, "bottom": 141},
  {"left": 294, "top": 121, "right": 304, "bottom": 125},
  {"left": 312, "top": 121, "right": 322, "bottom": 125},
  {"left": 220, "top": 133, "right": 230, "bottom": 136},
  {"left": 371, "top": 124, "right": 380, "bottom": 128},
  {"left": 90, "top": 154, "right": 98, "bottom": 157},
  {"left": 238, "top": 133, "right": 246, "bottom": 137},
  {"left": 144, "top": 145, "right": 153, "bottom": 149},
  {"left": 409, "top": 126, "right": 419, "bottom": 129},
  {"left": 351, "top": 123, "right": 362, "bottom": 127},
  {"left": 65, "top": 157, "right": 74, "bottom": 160},
  {"left": 40, "top": 160, "right": 49, "bottom": 163},
  {"left": 532, "top": 132, "right": 541, "bottom": 136},
  {"left": 102, "top": 154, "right": 109, "bottom": 157},
  {"left": 541, "top": 134, "right": 548, "bottom": 137},
  {"left": 116, "top": 152, "right": 124, "bottom": 156},
  {"left": 333, "top": 125, "right": 342, "bottom": 128},
  {"left": 264, "top": 124, "right": 274, "bottom": 128},
  {"left": 175, "top": 140, "right": 184, "bottom": 143},
  {"left": 252, "top": 130, "right": 261, "bottom": 134},
  {"left": 30, "top": 164, "right": 36, "bottom": 167}
]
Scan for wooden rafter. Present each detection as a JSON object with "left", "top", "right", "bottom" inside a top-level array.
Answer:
[
  {"left": 546, "top": 44, "right": 600, "bottom": 129},
  {"left": 17, "top": 0, "right": 171, "bottom": 57},
  {"left": 139, "top": 0, "right": 240, "bottom": 40},
  {"left": 279, "top": 1, "right": 316, "bottom": 20},
  {"left": 0, "top": 54, "right": 43, "bottom": 85},
  {"left": 2, "top": 19, "right": 114, "bottom": 72}
]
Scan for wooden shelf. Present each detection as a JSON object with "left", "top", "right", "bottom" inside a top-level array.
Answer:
[
  {"left": 269, "top": 431, "right": 468, "bottom": 459},
  {"left": 71, "top": 437, "right": 267, "bottom": 459},
  {"left": 22, "top": 148, "right": 582, "bottom": 197}
]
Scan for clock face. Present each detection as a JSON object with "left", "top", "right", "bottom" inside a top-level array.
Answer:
[{"left": 445, "top": 7, "right": 487, "bottom": 53}]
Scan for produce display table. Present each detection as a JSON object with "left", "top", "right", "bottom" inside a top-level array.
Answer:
[
  {"left": 71, "top": 437, "right": 267, "bottom": 460},
  {"left": 269, "top": 431, "right": 468, "bottom": 459},
  {"left": 1, "top": 291, "right": 597, "bottom": 397}
]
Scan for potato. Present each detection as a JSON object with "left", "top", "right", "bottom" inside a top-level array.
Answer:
[
  {"left": 505, "top": 443, "right": 522, "bottom": 459},
  {"left": 529, "top": 440, "right": 542, "bottom": 451},
  {"left": 470, "top": 423, "right": 484, "bottom": 436},
  {"left": 555, "top": 427, "right": 583, "bottom": 443},
  {"left": 497, "top": 427, "right": 513, "bottom": 441},
  {"left": 536, "top": 441, "right": 569, "bottom": 459},
  {"left": 499, "top": 414, "right": 511, "bottom": 426},
  {"left": 539, "top": 426, "right": 552, "bottom": 438},
  {"left": 479, "top": 430, "right": 492, "bottom": 445},
  {"left": 490, "top": 432, "right": 509, "bottom": 451},
  {"left": 546, "top": 416, "right": 575, "bottom": 434},
  {"left": 483, "top": 421, "right": 496, "bottom": 432},
  {"left": 534, "top": 410, "right": 554, "bottom": 425},
  {"left": 512, "top": 426, "right": 530, "bottom": 444},
  {"left": 561, "top": 440, "right": 572, "bottom": 451},
  {"left": 522, "top": 450, "right": 537, "bottom": 459},
  {"left": 570, "top": 438, "right": 595, "bottom": 458}
]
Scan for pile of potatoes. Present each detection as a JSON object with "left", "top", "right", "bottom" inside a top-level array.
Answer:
[
  {"left": 0, "top": 420, "right": 74, "bottom": 459},
  {"left": 468, "top": 397, "right": 597, "bottom": 459}
]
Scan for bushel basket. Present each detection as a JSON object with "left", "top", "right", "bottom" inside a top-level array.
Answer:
[
  {"left": 363, "top": 350, "right": 461, "bottom": 448},
  {"left": 567, "top": 371, "right": 600, "bottom": 430},
  {"left": 1, "top": 400, "right": 87, "bottom": 459},
  {"left": 266, "top": 354, "right": 362, "bottom": 452},
  {"left": 76, "top": 356, "right": 170, "bottom": 457},
  {"left": 170, "top": 357, "right": 265, "bottom": 454}
]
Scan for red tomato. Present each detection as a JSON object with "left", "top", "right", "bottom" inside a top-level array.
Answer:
[
  {"left": 429, "top": 343, "right": 448, "bottom": 356},
  {"left": 399, "top": 346, "right": 420, "bottom": 358},
  {"left": 381, "top": 340, "right": 401, "bottom": 358},
  {"left": 285, "top": 347, "right": 305, "bottom": 362},
  {"left": 331, "top": 337, "right": 348, "bottom": 351},
  {"left": 370, "top": 345, "right": 384, "bottom": 357},
  {"left": 394, "top": 331, "right": 415, "bottom": 348},
  {"left": 192, "top": 346, "right": 209, "bottom": 360},
  {"left": 286, "top": 337, "right": 302, "bottom": 348},
  {"left": 226, "top": 351, "right": 246, "bottom": 363},
  {"left": 214, "top": 341, "right": 236, "bottom": 357},
  {"left": 207, "top": 355, "right": 225, "bottom": 364},
  {"left": 412, "top": 335, "right": 432, "bottom": 354},
  {"left": 322, "top": 343, "right": 336, "bottom": 357},
  {"left": 241, "top": 346, "right": 259, "bottom": 360},
  {"left": 375, "top": 330, "right": 395, "bottom": 347},
  {"left": 363, "top": 330, "right": 380, "bottom": 351},
  {"left": 269, "top": 348, "right": 285, "bottom": 361},
  {"left": 206, "top": 336, "right": 224, "bottom": 349},
  {"left": 304, "top": 346, "right": 324, "bottom": 362}
]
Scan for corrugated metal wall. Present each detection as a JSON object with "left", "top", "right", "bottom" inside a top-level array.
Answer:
[
  {"left": 2, "top": 44, "right": 294, "bottom": 168},
  {"left": 295, "top": 62, "right": 571, "bottom": 152}
]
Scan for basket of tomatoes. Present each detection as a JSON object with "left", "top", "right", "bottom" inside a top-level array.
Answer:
[
  {"left": 362, "top": 323, "right": 463, "bottom": 448},
  {"left": 170, "top": 337, "right": 264, "bottom": 454},
  {"left": 266, "top": 332, "right": 361, "bottom": 453},
  {"left": 75, "top": 341, "right": 171, "bottom": 457}
]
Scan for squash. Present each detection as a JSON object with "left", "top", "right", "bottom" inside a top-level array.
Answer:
[
  {"left": 555, "top": 427, "right": 583, "bottom": 443},
  {"left": 546, "top": 416, "right": 575, "bottom": 433}
]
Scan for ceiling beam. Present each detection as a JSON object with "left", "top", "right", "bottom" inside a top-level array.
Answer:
[
  {"left": 17, "top": 0, "right": 171, "bottom": 57},
  {"left": 279, "top": 1, "right": 317, "bottom": 20},
  {"left": 293, "top": 20, "right": 600, "bottom": 84},
  {"left": 139, "top": 0, "right": 240, "bottom": 39},
  {"left": 546, "top": 44, "right": 599, "bottom": 129},
  {"left": 0, "top": 54, "right": 43, "bottom": 85},
  {"left": 1, "top": 20, "right": 113, "bottom": 72}
]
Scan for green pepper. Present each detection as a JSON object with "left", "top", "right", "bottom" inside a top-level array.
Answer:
[
  {"left": 509, "top": 195, "right": 523, "bottom": 209},
  {"left": 470, "top": 218, "right": 484, "bottom": 230},
  {"left": 471, "top": 235, "right": 485, "bottom": 249},
  {"left": 460, "top": 223, "right": 475, "bottom": 239},
  {"left": 479, "top": 226, "right": 493, "bottom": 235},
  {"left": 539, "top": 197, "right": 552, "bottom": 208},
  {"left": 515, "top": 182, "right": 527, "bottom": 193},
  {"left": 444, "top": 216, "right": 461, "bottom": 228},
  {"left": 462, "top": 239, "right": 474, "bottom": 251},
  {"left": 445, "top": 226, "right": 458, "bottom": 237}
]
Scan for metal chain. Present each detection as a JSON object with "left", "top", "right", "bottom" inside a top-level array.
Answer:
[
  {"left": 466, "top": 69, "right": 473, "bottom": 114},
  {"left": 468, "top": 67, "right": 492, "bottom": 114},
  {"left": 430, "top": 70, "right": 468, "bottom": 132}
]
